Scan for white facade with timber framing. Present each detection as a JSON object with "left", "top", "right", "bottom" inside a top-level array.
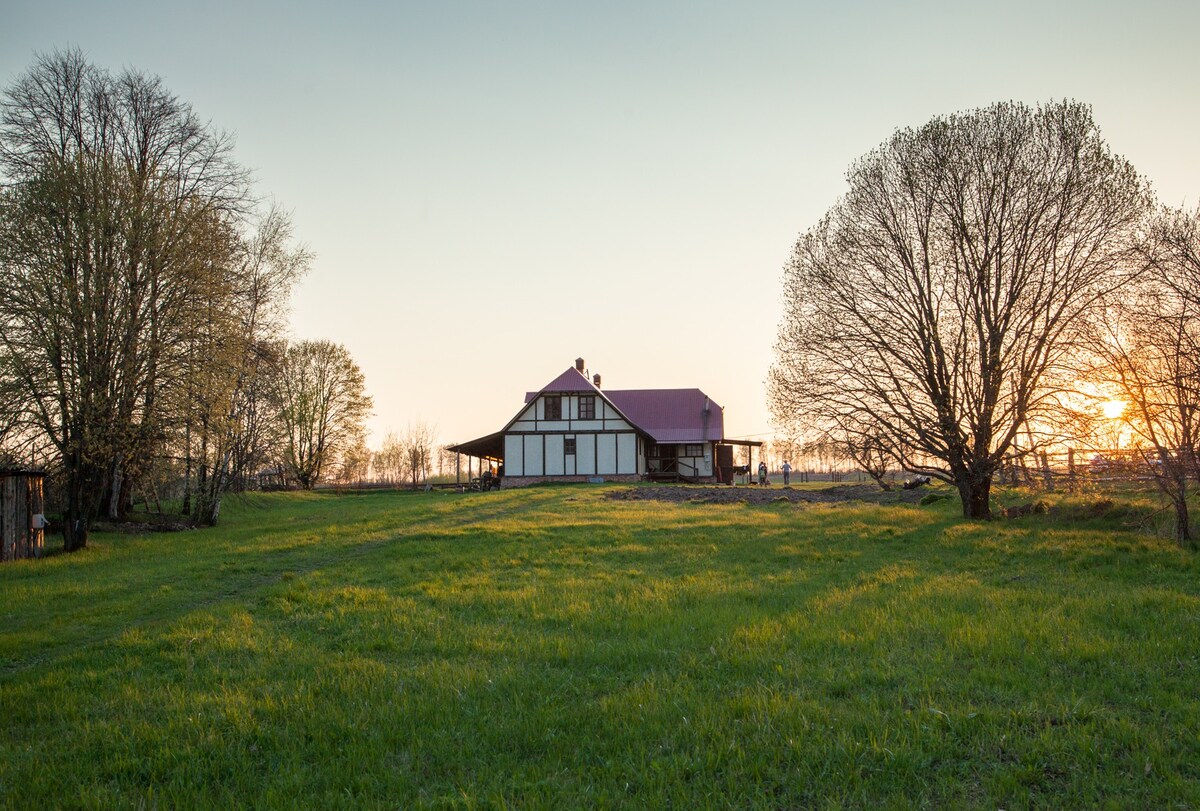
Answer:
[
  {"left": 505, "top": 386, "right": 641, "bottom": 480},
  {"left": 448, "top": 358, "right": 760, "bottom": 487}
]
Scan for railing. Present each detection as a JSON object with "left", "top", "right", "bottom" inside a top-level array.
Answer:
[{"left": 646, "top": 458, "right": 702, "bottom": 482}]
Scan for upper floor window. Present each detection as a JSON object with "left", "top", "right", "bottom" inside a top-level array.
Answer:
[
  {"left": 544, "top": 395, "right": 562, "bottom": 420},
  {"left": 578, "top": 395, "right": 596, "bottom": 420},
  {"left": 684, "top": 444, "right": 704, "bottom": 457}
]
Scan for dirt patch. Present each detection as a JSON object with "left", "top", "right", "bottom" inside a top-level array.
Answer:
[
  {"left": 605, "top": 483, "right": 931, "bottom": 506},
  {"left": 89, "top": 516, "right": 199, "bottom": 533}
]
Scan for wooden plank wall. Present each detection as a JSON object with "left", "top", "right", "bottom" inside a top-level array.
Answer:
[
  {"left": 1, "top": 474, "right": 44, "bottom": 562},
  {"left": 1, "top": 475, "right": 16, "bottom": 561},
  {"left": 28, "top": 475, "right": 44, "bottom": 558}
]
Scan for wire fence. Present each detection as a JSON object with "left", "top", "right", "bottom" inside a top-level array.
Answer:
[{"left": 761, "top": 447, "right": 1183, "bottom": 486}]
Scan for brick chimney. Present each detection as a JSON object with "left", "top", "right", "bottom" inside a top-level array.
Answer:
[
  {"left": 593, "top": 373, "right": 601, "bottom": 388},
  {"left": 575, "top": 357, "right": 585, "bottom": 374}
]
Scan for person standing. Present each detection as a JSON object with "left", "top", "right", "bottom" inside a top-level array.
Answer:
[
  {"left": 758, "top": 460, "right": 768, "bottom": 486},
  {"left": 781, "top": 460, "right": 792, "bottom": 486}
]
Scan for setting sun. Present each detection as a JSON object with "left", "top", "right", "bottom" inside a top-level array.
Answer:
[{"left": 1101, "top": 399, "right": 1127, "bottom": 420}]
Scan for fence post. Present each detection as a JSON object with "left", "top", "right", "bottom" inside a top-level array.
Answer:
[{"left": 1039, "top": 451, "right": 1054, "bottom": 491}]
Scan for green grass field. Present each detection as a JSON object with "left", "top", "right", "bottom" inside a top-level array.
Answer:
[{"left": 2, "top": 484, "right": 1198, "bottom": 809}]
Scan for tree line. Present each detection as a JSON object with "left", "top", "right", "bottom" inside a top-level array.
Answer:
[
  {"left": 770, "top": 100, "right": 1200, "bottom": 545},
  {"left": 0, "top": 50, "right": 371, "bottom": 550}
]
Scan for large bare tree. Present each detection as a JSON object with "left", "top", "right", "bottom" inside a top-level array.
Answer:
[
  {"left": 0, "top": 49, "right": 249, "bottom": 549},
  {"left": 770, "top": 101, "right": 1150, "bottom": 518}
]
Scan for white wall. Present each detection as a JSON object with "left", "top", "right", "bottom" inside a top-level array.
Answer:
[
  {"left": 503, "top": 392, "right": 641, "bottom": 478},
  {"left": 576, "top": 434, "right": 596, "bottom": 475},
  {"left": 505, "top": 434, "right": 523, "bottom": 475},
  {"left": 523, "top": 435, "right": 544, "bottom": 476},
  {"left": 617, "top": 433, "right": 637, "bottom": 475},
  {"left": 503, "top": 430, "right": 641, "bottom": 477},
  {"left": 545, "top": 435, "right": 565, "bottom": 475}
]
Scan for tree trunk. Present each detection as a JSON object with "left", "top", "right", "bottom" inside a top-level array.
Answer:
[
  {"left": 62, "top": 464, "right": 96, "bottom": 552},
  {"left": 195, "top": 493, "right": 222, "bottom": 526},
  {"left": 107, "top": 461, "right": 122, "bottom": 520},
  {"left": 63, "top": 493, "right": 89, "bottom": 552},
  {"left": 1173, "top": 497, "right": 1192, "bottom": 548},
  {"left": 866, "top": 471, "right": 893, "bottom": 491},
  {"left": 182, "top": 419, "right": 192, "bottom": 515},
  {"left": 956, "top": 475, "right": 992, "bottom": 519},
  {"left": 117, "top": 475, "right": 134, "bottom": 520}
]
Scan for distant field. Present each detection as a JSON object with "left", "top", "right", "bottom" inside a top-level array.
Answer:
[{"left": 2, "top": 484, "right": 1198, "bottom": 808}]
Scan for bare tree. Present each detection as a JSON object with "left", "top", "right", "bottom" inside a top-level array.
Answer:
[
  {"left": 0, "top": 49, "right": 250, "bottom": 549},
  {"left": 274, "top": 340, "right": 372, "bottom": 489},
  {"left": 178, "top": 206, "right": 309, "bottom": 524},
  {"left": 400, "top": 421, "right": 437, "bottom": 489},
  {"left": 1150, "top": 205, "right": 1200, "bottom": 491},
  {"left": 770, "top": 101, "right": 1150, "bottom": 518},
  {"left": 373, "top": 432, "right": 405, "bottom": 484},
  {"left": 1085, "top": 207, "right": 1200, "bottom": 546},
  {"left": 334, "top": 437, "right": 372, "bottom": 487},
  {"left": 437, "top": 444, "right": 461, "bottom": 481}
]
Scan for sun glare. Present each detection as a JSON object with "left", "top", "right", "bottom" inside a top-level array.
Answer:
[{"left": 1101, "top": 399, "right": 1127, "bottom": 420}]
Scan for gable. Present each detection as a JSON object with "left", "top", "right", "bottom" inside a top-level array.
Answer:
[{"left": 508, "top": 391, "right": 632, "bottom": 432}]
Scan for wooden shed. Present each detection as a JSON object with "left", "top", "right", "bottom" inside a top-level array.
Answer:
[{"left": 1, "top": 469, "right": 46, "bottom": 562}]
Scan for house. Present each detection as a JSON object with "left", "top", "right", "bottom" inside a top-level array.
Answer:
[{"left": 447, "top": 358, "right": 760, "bottom": 487}]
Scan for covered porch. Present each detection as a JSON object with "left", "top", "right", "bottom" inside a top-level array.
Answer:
[{"left": 445, "top": 431, "right": 505, "bottom": 490}]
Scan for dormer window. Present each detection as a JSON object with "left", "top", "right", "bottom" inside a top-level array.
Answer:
[
  {"left": 544, "top": 395, "right": 562, "bottom": 420},
  {"left": 579, "top": 395, "right": 595, "bottom": 420}
]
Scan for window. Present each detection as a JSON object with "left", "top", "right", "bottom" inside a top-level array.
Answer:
[
  {"left": 544, "top": 395, "right": 562, "bottom": 420},
  {"left": 578, "top": 395, "right": 595, "bottom": 420},
  {"left": 684, "top": 444, "right": 704, "bottom": 457},
  {"left": 565, "top": 438, "right": 576, "bottom": 455}
]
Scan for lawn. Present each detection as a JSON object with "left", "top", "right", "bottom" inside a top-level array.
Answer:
[{"left": 1, "top": 484, "right": 1198, "bottom": 809}]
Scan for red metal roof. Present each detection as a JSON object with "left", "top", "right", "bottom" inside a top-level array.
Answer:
[
  {"left": 523, "top": 367, "right": 725, "bottom": 442},
  {"left": 450, "top": 365, "right": 734, "bottom": 458},
  {"left": 524, "top": 367, "right": 598, "bottom": 402},
  {"left": 606, "top": 388, "right": 724, "bottom": 443}
]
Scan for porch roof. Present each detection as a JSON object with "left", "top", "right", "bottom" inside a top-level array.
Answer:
[{"left": 445, "top": 431, "right": 505, "bottom": 460}]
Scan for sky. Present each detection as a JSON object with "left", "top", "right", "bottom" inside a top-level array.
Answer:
[{"left": 4, "top": 0, "right": 1199, "bottom": 449}]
